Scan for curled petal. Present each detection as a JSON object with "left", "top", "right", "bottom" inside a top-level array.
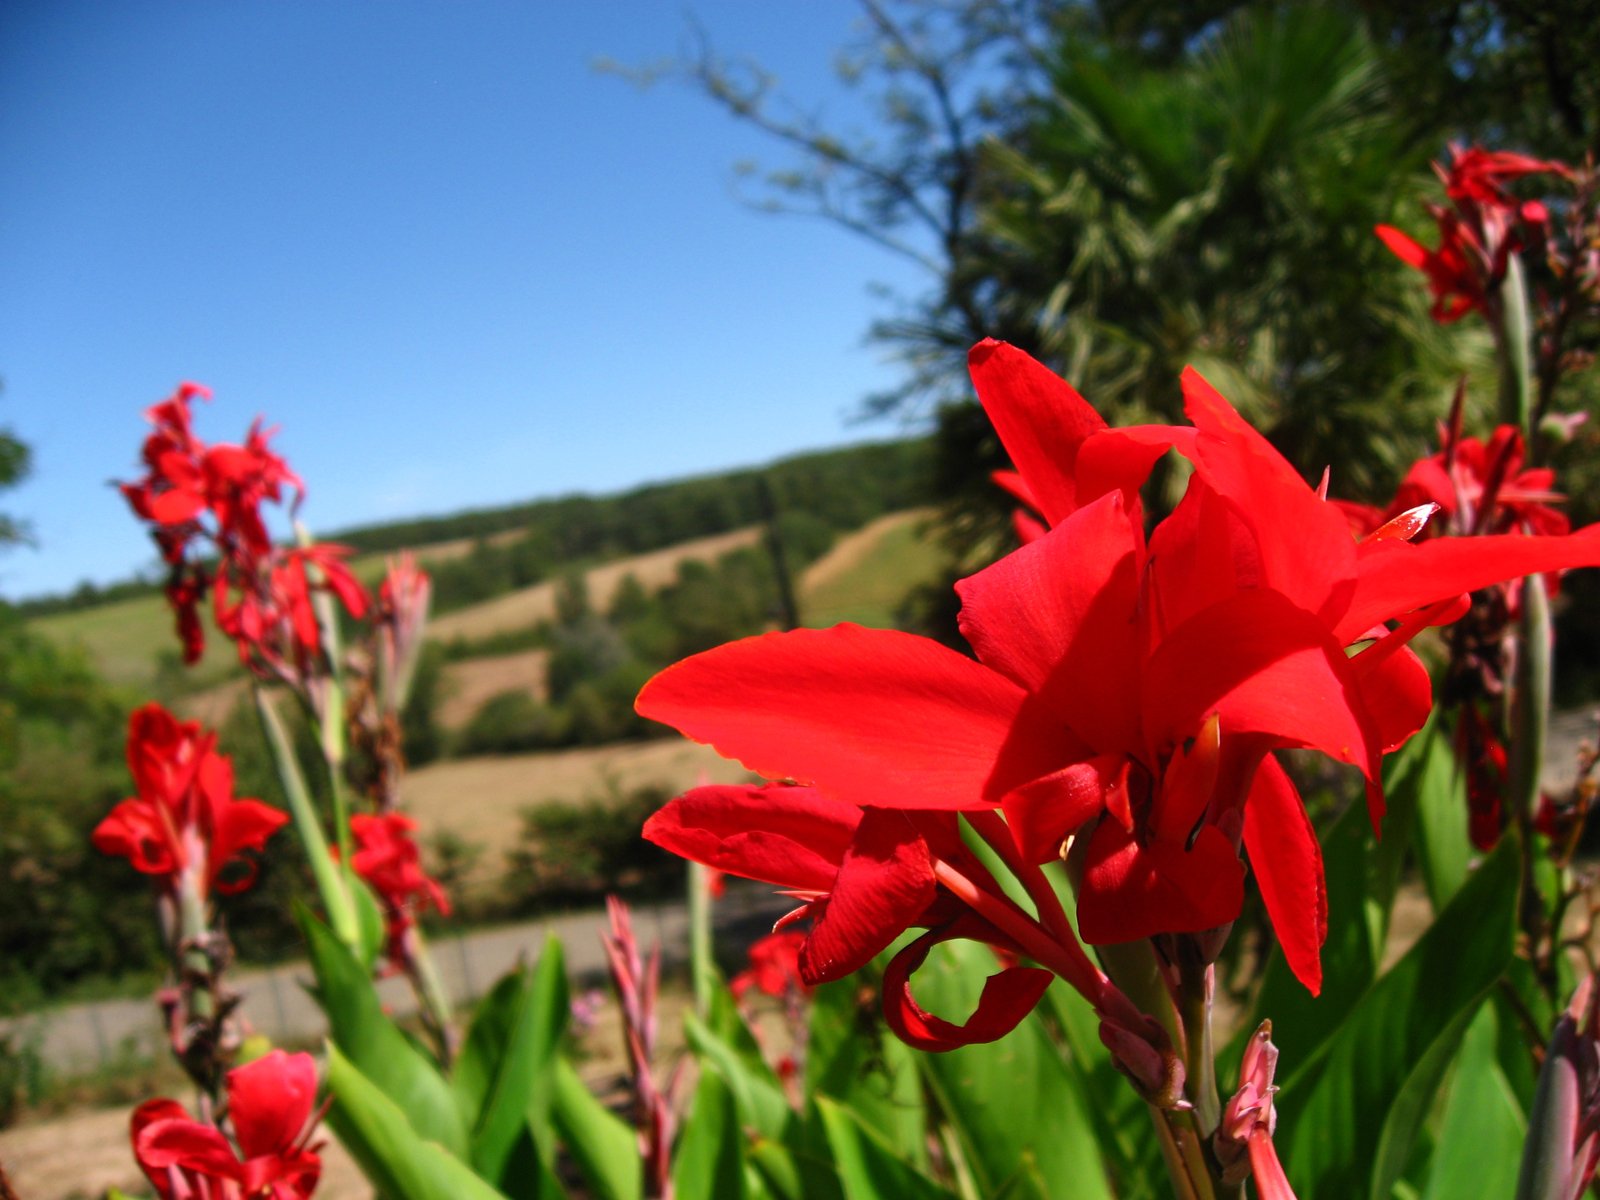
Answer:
[
  {"left": 799, "top": 809, "right": 937, "bottom": 984},
  {"left": 882, "top": 926, "right": 1053, "bottom": 1052}
]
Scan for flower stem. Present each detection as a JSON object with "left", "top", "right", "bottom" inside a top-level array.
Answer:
[
  {"left": 254, "top": 685, "right": 361, "bottom": 952},
  {"left": 1176, "top": 956, "right": 1221, "bottom": 1137}
]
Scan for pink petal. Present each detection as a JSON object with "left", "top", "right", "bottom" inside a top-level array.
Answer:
[
  {"left": 1242, "top": 756, "right": 1326, "bottom": 995},
  {"left": 799, "top": 809, "right": 938, "bottom": 984},
  {"left": 968, "top": 339, "right": 1106, "bottom": 526},
  {"left": 1249, "top": 1128, "right": 1301, "bottom": 1200},
  {"left": 881, "top": 926, "right": 1053, "bottom": 1052},
  {"left": 641, "top": 784, "right": 860, "bottom": 893},
  {"left": 635, "top": 625, "right": 1063, "bottom": 810},
  {"left": 956, "top": 492, "right": 1143, "bottom": 755}
]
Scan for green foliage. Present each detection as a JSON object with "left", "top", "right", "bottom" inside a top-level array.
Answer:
[
  {"left": 501, "top": 781, "right": 680, "bottom": 911},
  {"left": 0, "top": 617, "right": 163, "bottom": 1001}
]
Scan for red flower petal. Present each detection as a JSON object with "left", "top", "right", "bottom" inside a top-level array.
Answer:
[
  {"left": 1182, "top": 367, "right": 1357, "bottom": 623},
  {"left": 1144, "top": 589, "right": 1378, "bottom": 782},
  {"left": 968, "top": 339, "right": 1106, "bottom": 525},
  {"left": 1242, "top": 755, "right": 1326, "bottom": 995},
  {"left": 799, "top": 809, "right": 937, "bottom": 984},
  {"left": 881, "top": 926, "right": 1053, "bottom": 1052},
  {"left": 636, "top": 625, "right": 1062, "bottom": 810},
  {"left": 1000, "top": 755, "right": 1124, "bottom": 864},
  {"left": 1144, "top": 476, "right": 1264, "bottom": 634},
  {"left": 1078, "top": 819, "right": 1246, "bottom": 942},
  {"left": 1338, "top": 526, "right": 1600, "bottom": 642},
  {"left": 956, "top": 491, "right": 1143, "bottom": 755},
  {"left": 228, "top": 1050, "right": 317, "bottom": 1160},
  {"left": 1352, "top": 643, "right": 1433, "bottom": 754},
  {"left": 641, "top": 784, "right": 860, "bottom": 893}
]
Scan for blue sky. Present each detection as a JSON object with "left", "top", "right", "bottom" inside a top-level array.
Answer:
[{"left": 0, "top": 0, "right": 933, "bottom": 599}]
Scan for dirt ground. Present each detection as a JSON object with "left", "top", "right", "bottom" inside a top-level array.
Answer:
[{"left": 403, "top": 737, "right": 753, "bottom": 891}]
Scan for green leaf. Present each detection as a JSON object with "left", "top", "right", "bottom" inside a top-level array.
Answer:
[
  {"left": 672, "top": 1069, "right": 748, "bottom": 1200},
  {"left": 1277, "top": 840, "right": 1519, "bottom": 1198},
  {"left": 1404, "top": 715, "right": 1471, "bottom": 912},
  {"left": 816, "top": 1096, "right": 958, "bottom": 1200},
  {"left": 1246, "top": 795, "right": 1381, "bottom": 1065},
  {"left": 806, "top": 974, "right": 928, "bottom": 1168},
  {"left": 451, "top": 941, "right": 570, "bottom": 1185},
  {"left": 551, "top": 1056, "right": 643, "bottom": 1200},
  {"left": 1420, "top": 1004, "right": 1525, "bottom": 1200},
  {"left": 298, "top": 904, "right": 469, "bottom": 1156},
  {"left": 344, "top": 862, "right": 388, "bottom": 975},
  {"left": 324, "top": 1043, "right": 509, "bottom": 1200},
  {"left": 908, "top": 941, "right": 1114, "bottom": 1200},
  {"left": 686, "top": 1009, "right": 793, "bottom": 1140}
]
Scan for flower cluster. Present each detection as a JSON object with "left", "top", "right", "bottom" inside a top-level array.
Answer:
[
  {"left": 639, "top": 340, "right": 1600, "bottom": 1049},
  {"left": 120, "top": 383, "right": 368, "bottom": 676},
  {"left": 1376, "top": 145, "right": 1568, "bottom": 323},
  {"left": 93, "top": 704, "right": 287, "bottom": 900},
  {"left": 344, "top": 812, "right": 451, "bottom": 971},
  {"left": 131, "top": 1050, "right": 322, "bottom": 1199}
]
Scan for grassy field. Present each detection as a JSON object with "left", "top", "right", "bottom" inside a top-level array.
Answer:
[
  {"left": 799, "top": 508, "right": 945, "bottom": 628},
  {"left": 30, "top": 590, "right": 236, "bottom": 692}
]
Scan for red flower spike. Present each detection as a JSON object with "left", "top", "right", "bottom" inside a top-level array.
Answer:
[{"left": 882, "top": 924, "right": 1054, "bottom": 1052}]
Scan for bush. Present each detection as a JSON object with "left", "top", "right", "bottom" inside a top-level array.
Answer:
[
  {"left": 456, "top": 689, "right": 569, "bottom": 756},
  {"left": 501, "top": 780, "right": 680, "bottom": 910}
]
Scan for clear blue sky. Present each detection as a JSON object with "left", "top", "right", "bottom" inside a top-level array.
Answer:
[{"left": 0, "top": 0, "right": 933, "bottom": 600}]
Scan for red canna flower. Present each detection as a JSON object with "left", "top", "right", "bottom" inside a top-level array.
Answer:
[
  {"left": 639, "top": 341, "right": 1600, "bottom": 1000},
  {"left": 132, "top": 1049, "right": 322, "bottom": 1199},
  {"left": 345, "top": 813, "right": 450, "bottom": 969},
  {"left": 1376, "top": 144, "right": 1569, "bottom": 324},
  {"left": 93, "top": 704, "right": 287, "bottom": 899},
  {"left": 731, "top": 931, "right": 810, "bottom": 1001}
]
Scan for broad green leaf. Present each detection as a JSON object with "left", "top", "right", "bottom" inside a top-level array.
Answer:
[
  {"left": 552, "top": 1056, "right": 643, "bottom": 1200},
  {"left": 909, "top": 940, "right": 1114, "bottom": 1200},
  {"left": 816, "top": 1096, "right": 958, "bottom": 1200},
  {"left": 806, "top": 973, "right": 928, "bottom": 1168},
  {"left": 1246, "top": 795, "right": 1380, "bottom": 1064},
  {"left": 1419, "top": 1004, "right": 1525, "bottom": 1200},
  {"left": 1406, "top": 715, "right": 1470, "bottom": 912},
  {"left": 672, "top": 1069, "right": 748, "bottom": 1200},
  {"left": 324, "top": 1043, "right": 508, "bottom": 1200},
  {"left": 1277, "top": 840, "right": 1518, "bottom": 1198},
  {"left": 452, "top": 941, "right": 569, "bottom": 1185},
  {"left": 1040, "top": 976, "right": 1159, "bottom": 1197},
  {"left": 298, "top": 905, "right": 468, "bottom": 1156},
  {"left": 344, "top": 862, "right": 388, "bottom": 975},
  {"left": 686, "top": 1010, "right": 793, "bottom": 1140}
]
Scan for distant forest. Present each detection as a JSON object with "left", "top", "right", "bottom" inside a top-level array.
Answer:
[{"left": 19, "top": 437, "right": 934, "bottom": 617}]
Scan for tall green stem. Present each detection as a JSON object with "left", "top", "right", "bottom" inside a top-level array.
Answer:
[{"left": 254, "top": 685, "right": 360, "bottom": 952}]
